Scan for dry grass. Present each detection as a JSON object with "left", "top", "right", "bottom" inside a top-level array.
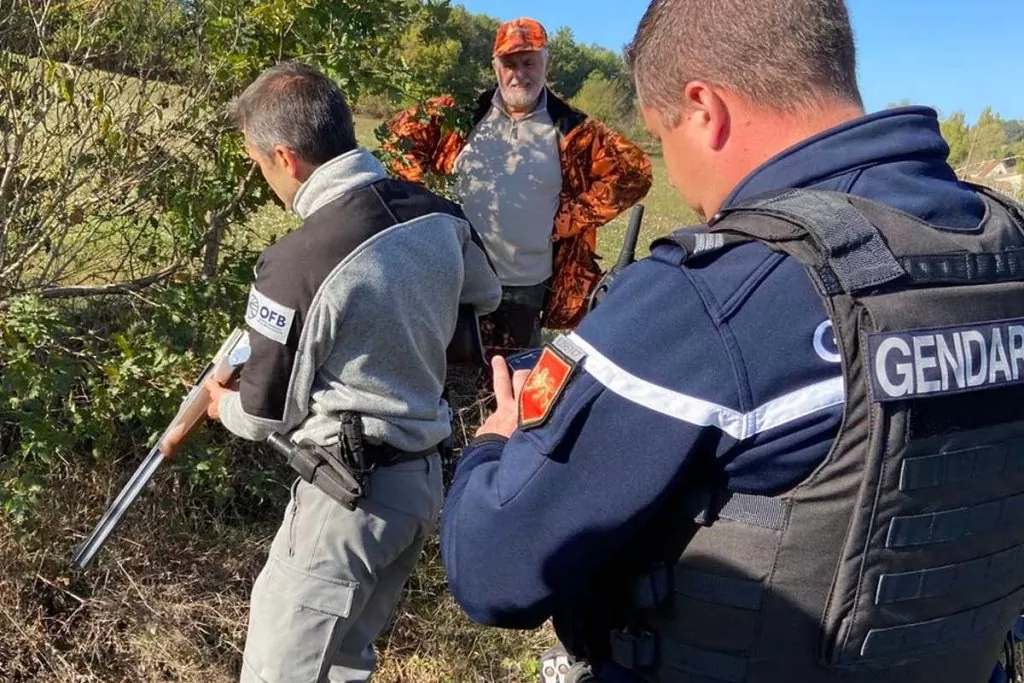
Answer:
[
  {"left": 0, "top": 456, "right": 272, "bottom": 683},
  {"left": 0, "top": 373, "right": 553, "bottom": 682}
]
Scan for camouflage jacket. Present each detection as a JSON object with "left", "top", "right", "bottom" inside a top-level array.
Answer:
[{"left": 380, "top": 87, "right": 653, "bottom": 330}]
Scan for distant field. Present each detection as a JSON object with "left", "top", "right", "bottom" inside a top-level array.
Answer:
[{"left": 245, "top": 115, "right": 699, "bottom": 263}]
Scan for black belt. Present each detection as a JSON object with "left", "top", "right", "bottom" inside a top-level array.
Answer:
[
  {"left": 266, "top": 410, "right": 438, "bottom": 510},
  {"left": 359, "top": 441, "right": 437, "bottom": 468}
]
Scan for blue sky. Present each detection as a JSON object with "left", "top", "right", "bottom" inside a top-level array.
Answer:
[{"left": 456, "top": 0, "right": 1023, "bottom": 124}]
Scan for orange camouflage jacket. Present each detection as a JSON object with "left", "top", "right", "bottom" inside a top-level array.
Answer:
[{"left": 380, "top": 87, "right": 653, "bottom": 329}]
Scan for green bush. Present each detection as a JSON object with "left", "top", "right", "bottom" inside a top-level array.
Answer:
[
  {"left": 0, "top": 246, "right": 283, "bottom": 531},
  {"left": 570, "top": 70, "right": 635, "bottom": 135}
]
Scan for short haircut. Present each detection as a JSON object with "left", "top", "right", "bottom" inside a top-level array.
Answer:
[
  {"left": 625, "top": 0, "right": 863, "bottom": 125},
  {"left": 227, "top": 61, "right": 357, "bottom": 165}
]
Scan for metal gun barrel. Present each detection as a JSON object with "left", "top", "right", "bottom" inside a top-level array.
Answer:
[
  {"left": 70, "top": 328, "right": 251, "bottom": 569},
  {"left": 615, "top": 204, "right": 645, "bottom": 270},
  {"left": 71, "top": 445, "right": 164, "bottom": 569},
  {"left": 587, "top": 203, "right": 645, "bottom": 314}
]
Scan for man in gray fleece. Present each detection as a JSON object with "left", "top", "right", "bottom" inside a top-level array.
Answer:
[{"left": 205, "top": 61, "right": 501, "bottom": 683}]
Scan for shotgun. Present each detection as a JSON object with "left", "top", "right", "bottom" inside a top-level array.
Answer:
[
  {"left": 587, "top": 203, "right": 644, "bottom": 313},
  {"left": 71, "top": 327, "right": 251, "bottom": 569}
]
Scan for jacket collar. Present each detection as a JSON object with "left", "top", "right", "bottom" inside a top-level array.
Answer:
[
  {"left": 490, "top": 88, "right": 549, "bottom": 119},
  {"left": 292, "top": 147, "right": 387, "bottom": 220},
  {"left": 473, "top": 86, "right": 586, "bottom": 137},
  {"left": 723, "top": 106, "right": 958, "bottom": 208}
]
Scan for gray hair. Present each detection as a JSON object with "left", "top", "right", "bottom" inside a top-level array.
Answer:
[
  {"left": 227, "top": 61, "right": 356, "bottom": 165},
  {"left": 625, "top": 0, "right": 863, "bottom": 127}
]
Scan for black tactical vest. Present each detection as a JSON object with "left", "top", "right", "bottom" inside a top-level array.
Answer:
[{"left": 603, "top": 187, "right": 1024, "bottom": 683}]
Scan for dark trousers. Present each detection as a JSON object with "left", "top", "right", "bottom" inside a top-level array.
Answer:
[{"left": 480, "top": 281, "right": 548, "bottom": 358}]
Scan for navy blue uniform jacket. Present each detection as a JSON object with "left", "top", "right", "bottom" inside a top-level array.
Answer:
[{"left": 439, "top": 107, "right": 987, "bottom": 655}]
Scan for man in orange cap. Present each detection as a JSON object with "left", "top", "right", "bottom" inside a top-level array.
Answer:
[
  {"left": 492, "top": 17, "right": 550, "bottom": 110},
  {"left": 381, "top": 17, "right": 652, "bottom": 358}
]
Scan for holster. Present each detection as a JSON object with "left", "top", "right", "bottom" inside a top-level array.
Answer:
[
  {"left": 266, "top": 433, "right": 365, "bottom": 510},
  {"left": 266, "top": 411, "right": 437, "bottom": 510}
]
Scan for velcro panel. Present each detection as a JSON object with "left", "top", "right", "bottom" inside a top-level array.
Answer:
[
  {"left": 886, "top": 492, "right": 1024, "bottom": 548},
  {"left": 900, "top": 439, "right": 1024, "bottom": 492},
  {"left": 861, "top": 591, "right": 1022, "bottom": 659},
  {"left": 876, "top": 541, "right": 1024, "bottom": 604},
  {"left": 901, "top": 250, "right": 1024, "bottom": 286},
  {"left": 752, "top": 190, "right": 906, "bottom": 293},
  {"left": 676, "top": 569, "right": 765, "bottom": 611}
]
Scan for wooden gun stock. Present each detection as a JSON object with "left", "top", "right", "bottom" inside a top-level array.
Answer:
[{"left": 157, "top": 343, "right": 248, "bottom": 457}]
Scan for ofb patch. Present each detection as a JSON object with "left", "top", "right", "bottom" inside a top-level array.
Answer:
[
  {"left": 518, "top": 335, "right": 586, "bottom": 430},
  {"left": 245, "top": 285, "right": 295, "bottom": 345}
]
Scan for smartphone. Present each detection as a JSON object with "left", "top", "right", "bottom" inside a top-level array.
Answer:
[{"left": 506, "top": 347, "right": 542, "bottom": 372}]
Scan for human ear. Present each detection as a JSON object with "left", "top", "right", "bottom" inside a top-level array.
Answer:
[
  {"left": 682, "top": 80, "right": 730, "bottom": 151},
  {"left": 274, "top": 145, "right": 303, "bottom": 180}
]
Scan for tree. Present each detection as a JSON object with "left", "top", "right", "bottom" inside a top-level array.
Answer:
[
  {"left": 0, "top": 0, "right": 432, "bottom": 305},
  {"left": 964, "top": 106, "right": 1007, "bottom": 166},
  {"left": 0, "top": 6, "right": 258, "bottom": 304},
  {"left": 1003, "top": 120, "right": 1024, "bottom": 145},
  {"left": 570, "top": 71, "right": 633, "bottom": 133},
  {"left": 940, "top": 111, "right": 971, "bottom": 168},
  {"left": 397, "top": 13, "right": 465, "bottom": 103},
  {"left": 547, "top": 27, "right": 628, "bottom": 101},
  {"left": 446, "top": 6, "right": 502, "bottom": 94},
  {"left": 1009, "top": 140, "right": 1024, "bottom": 163},
  {"left": 392, "top": 3, "right": 499, "bottom": 106}
]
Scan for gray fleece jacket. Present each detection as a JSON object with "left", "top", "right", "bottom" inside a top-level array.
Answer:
[{"left": 219, "top": 147, "right": 501, "bottom": 451}]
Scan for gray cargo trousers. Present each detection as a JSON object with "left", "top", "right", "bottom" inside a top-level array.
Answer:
[{"left": 240, "top": 453, "right": 443, "bottom": 682}]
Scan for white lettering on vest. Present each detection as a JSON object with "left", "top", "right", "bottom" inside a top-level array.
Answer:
[
  {"left": 813, "top": 320, "right": 841, "bottom": 364},
  {"left": 913, "top": 335, "right": 941, "bottom": 394},
  {"left": 1009, "top": 326, "right": 1024, "bottom": 381},
  {"left": 989, "top": 327, "right": 1012, "bottom": 383},
  {"left": 868, "top": 317, "right": 1024, "bottom": 402},
  {"left": 244, "top": 285, "right": 295, "bottom": 345},
  {"left": 876, "top": 337, "right": 913, "bottom": 398},
  {"left": 936, "top": 332, "right": 965, "bottom": 391},
  {"left": 963, "top": 330, "right": 987, "bottom": 387}
]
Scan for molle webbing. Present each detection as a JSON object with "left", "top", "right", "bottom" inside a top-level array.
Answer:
[{"left": 631, "top": 187, "right": 1024, "bottom": 683}]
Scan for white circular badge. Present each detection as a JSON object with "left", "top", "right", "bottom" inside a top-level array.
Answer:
[{"left": 814, "top": 320, "right": 841, "bottom": 364}]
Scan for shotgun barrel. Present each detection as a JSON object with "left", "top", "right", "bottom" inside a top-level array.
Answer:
[
  {"left": 71, "top": 328, "right": 250, "bottom": 569},
  {"left": 587, "top": 203, "right": 645, "bottom": 313}
]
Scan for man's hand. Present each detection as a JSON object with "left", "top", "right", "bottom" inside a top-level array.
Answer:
[
  {"left": 203, "top": 377, "right": 236, "bottom": 422},
  {"left": 476, "top": 355, "right": 531, "bottom": 439}
]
